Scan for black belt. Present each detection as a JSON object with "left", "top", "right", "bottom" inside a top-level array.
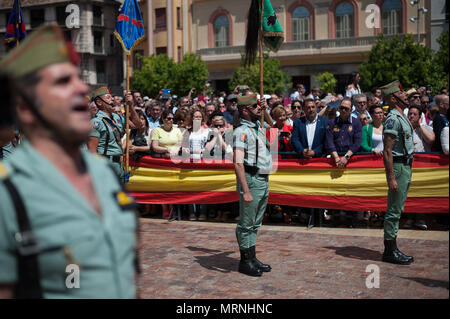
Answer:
[
  {"left": 105, "top": 155, "right": 121, "bottom": 163},
  {"left": 244, "top": 165, "right": 268, "bottom": 178},
  {"left": 393, "top": 156, "right": 412, "bottom": 164}
]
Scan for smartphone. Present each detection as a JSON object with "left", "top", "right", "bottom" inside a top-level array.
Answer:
[
  {"left": 280, "top": 131, "right": 290, "bottom": 137},
  {"left": 162, "top": 89, "right": 171, "bottom": 99}
]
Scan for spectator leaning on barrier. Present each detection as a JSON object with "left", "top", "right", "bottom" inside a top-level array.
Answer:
[
  {"left": 360, "top": 105, "right": 384, "bottom": 156},
  {"left": 292, "top": 98, "right": 329, "bottom": 158},
  {"left": 325, "top": 98, "right": 362, "bottom": 168}
]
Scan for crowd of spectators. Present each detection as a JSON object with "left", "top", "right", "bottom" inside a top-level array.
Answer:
[{"left": 3, "top": 75, "right": 447, "bottom": 229}]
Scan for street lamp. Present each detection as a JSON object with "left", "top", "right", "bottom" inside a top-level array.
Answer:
[{"left": 410, "top": 0, "right": 428, "bottom": 43}]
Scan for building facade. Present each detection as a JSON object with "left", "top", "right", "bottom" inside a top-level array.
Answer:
[
  {"left": 0, "top": 0, "right": 124, "bottom": 94},
  {"left": 131, "top": 0, "right": 191, "bottom": 69},
  {"left": 191, "top": 0, "right": 436, "bottom": 94}
]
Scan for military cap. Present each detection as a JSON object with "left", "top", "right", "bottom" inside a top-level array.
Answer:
[
  {"left": 92, "top": 87, "right": 111, "bottom": 99},
  {"left": 406, "top": 88, "right": 418, "bottom": 97},
  {"left": 237, "top": 93, "right": 258, "bottom": 106},
  {"left": 380, "top": 80, "right": 403, "bottom": 97},
  {"left": 0, "top": 23, "right": 80, "bottom": 79}
]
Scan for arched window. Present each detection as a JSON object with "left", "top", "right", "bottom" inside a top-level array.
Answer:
[
  {"left": 335, "top": 2, "right": 354, "bottom": 38},
  {"left": 214, "top": 15, "right": 229, "bottom": 47},
  {"left": 382, "top": 0, "right": 402, "bottom": 35},
  {"left": 292, "top": 6, "right": 310, "bottom": 41}
]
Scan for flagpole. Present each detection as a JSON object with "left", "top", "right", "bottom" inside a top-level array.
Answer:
[
  {"left": 259, "top": 0, "right": 264, "bottom": 129},
  {"left": 125, "top": 53, "right": 131, "bottom": 180}
]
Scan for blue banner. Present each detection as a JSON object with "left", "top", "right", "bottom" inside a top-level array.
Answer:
[
  {"left": 114, "top": 0, "right": 145, "bottom": 55},
  {"left": 4, "top": 0, "right": 27, "bottom": 48}
]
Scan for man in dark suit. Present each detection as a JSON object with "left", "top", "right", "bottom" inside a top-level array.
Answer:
[{"left": 292, "top": 98, "right": 329, "bottom": 158}]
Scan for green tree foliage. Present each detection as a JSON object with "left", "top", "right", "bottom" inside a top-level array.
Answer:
[
  {"left": 132, "top": 53, "right": 209, "bottom": 98},
  {"left": 315, "top": 72, "right": 337, "bottom": 95},
  {"left": 229, "top": 52, "right": 291, "bottom": 94},
  {"left": 358, "top": 34, "right": 434, "bottom": 91},
  {"left": 430, "top": 30, "right": 449, "bottom": 94},
  {"left": 173, "top": 53, "right": 210, "bottom": 97}
]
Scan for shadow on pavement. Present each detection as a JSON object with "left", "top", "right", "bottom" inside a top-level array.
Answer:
[
  {"left": 323, "top": 246, "right": 382, "bottom": 262},
  {"left": 186, "top": 246, "right": 237, "bottom": 273},
  {"left": 400, "top": 277, "right": 449, "bottom": 290}
]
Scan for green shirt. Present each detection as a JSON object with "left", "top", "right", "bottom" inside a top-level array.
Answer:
[
  {"left": 383, "top": 108, "right": 415, "bottom": 158},
  {"left": 233, "top": 119, "right": 272, "bottom": 174},
  {"left": 0, "top": 141, "right": 136, "bottom": 298},
  {"left": 90, "top": 110, "right": 124, "bottom": 156}
]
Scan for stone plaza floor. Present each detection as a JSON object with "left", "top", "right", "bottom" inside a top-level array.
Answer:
[{"left": 137, "top": 218, "right": 449, "bottom": 299}]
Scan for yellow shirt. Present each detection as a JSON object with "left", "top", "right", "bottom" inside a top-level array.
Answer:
[{"left": 151, "top": 127, "right": 182, "bottom": 152}]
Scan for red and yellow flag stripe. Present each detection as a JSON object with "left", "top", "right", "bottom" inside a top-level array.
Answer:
[{"left": 126, "top": 154, "right": 449, "bottom": 213}]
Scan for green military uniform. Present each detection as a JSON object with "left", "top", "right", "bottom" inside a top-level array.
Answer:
[
  {"left": 0, "top": 23, "right": 138, "bottom": 297},
  {"left": 89, "top": 87, "right": 125, "bottom": 179},
  {"left": 0, "top": 141, "right": 137, "bottom": 298},
  {"left": 232, "top": 93, "right": 273, "bottom": 277},
  {"left": 382, "top": 82, "right": 415, "bottom": 241},
  {"left": 380, "top": 80, "right": 415, "bottom": 265},
  {"left": 233, "top": 118, "right": 272, "bottom": 249}
]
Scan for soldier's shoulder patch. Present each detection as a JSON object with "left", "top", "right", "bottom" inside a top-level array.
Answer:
[
  {"left": 385, "top": 118, "right": 395, "bottom": 130},
  {"left": 92, "top": 120, "right": 101, "bottom": 130},
  {"left": 240, "top": 134, "right": 247, "bottom": 142}
]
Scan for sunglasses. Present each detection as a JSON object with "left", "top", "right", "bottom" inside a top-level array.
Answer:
[
  {"left": 292, "top": 105, "right": 301, "bottom": 110},
  {"left": 214, "top": 124, "right": 224, "bottom": 128},
  {"left": 165, "top": 117, "right": 174, "bottom": 121},
  {"left": 339, "top": 106, "right": 351, "bottom": 111},
  {"left": 247, "top": 104, "right": 258, "bottom": 109}
]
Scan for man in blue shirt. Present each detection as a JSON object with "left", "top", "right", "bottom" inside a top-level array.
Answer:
[
  {"left": 146, "top": 101, "right": 162, "bottom": 130},
  {"left": 326, "top": 98, "right": 362, "bottom": 167}
]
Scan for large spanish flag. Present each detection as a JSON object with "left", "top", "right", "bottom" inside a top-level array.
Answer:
[{"left": 127, "top": 154, "right": 449, "bottom": 213}]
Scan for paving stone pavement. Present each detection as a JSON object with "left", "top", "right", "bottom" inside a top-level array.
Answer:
[{"left": 137, "top": 218, "right": 449, "bottom": 299}]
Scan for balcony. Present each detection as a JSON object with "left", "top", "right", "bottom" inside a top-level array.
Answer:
[{"left": 197, "top": 34, "right": 427, "bottom": 61}]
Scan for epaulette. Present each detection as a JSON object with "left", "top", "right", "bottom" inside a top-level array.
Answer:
[{"left": 0, "top": 162, "right": 9, "bottom": 180}]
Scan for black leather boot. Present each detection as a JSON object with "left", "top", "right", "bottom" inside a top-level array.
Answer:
[
  {"left": 250, "top": 246, "right": 271, "bottom": 272},
  {"left": 382, "top": 240, "right": 412, "bottom": 265},
  {"left": 393, "top": 238, "right": 414, "bottom": 263},
  {"left": 239, "top": 248, "right": 262, "bottom": 277}
]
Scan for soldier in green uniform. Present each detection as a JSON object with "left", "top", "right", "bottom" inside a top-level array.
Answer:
[
  {"left": 87, "top": 88, "right": 142, "bottom": 180},
  {"left": 0, "top": 23, "right": 139, "bottom": 298},
  {"left": 380, "top": 80, "right": 415, "bottom": 265},
  {"left": 233, "top": 93, "right": 273, "bottom": 277}
]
